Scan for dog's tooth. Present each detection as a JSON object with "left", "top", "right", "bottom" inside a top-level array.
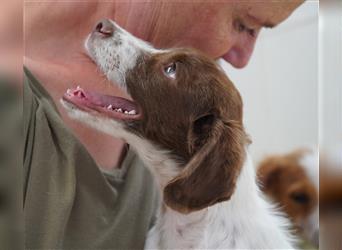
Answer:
[
  {"left": 124, "top": 110, "right": 129, "bottom": 114},
  {"left": 128, "top": 110, "right": 136, "bottom": 115},
  {"left": 67, "top": 89, "right": 72, "bottom": 95},
  {"left": 76, "top": 85, "right": 81, "bottom": 90},
  {"left": 117, "top": 108, "right": 122, "bottom": 113},
  {"left": 107, "top": 104, "right": 113, "bottom": 110}
]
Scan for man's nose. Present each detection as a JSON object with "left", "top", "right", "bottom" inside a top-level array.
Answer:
[
  {"left": 222, "top": 34, "right": 258, "bottom": 68},
  {"left": 94, "top": 19, "right": 115, "bottom": 36},
  {"left": 223, "top": 47, "right": 253, "bottom": 68}
]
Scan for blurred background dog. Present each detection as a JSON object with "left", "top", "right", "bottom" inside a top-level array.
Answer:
[{"left": 257, "top": 148, "right": 318, "bottom": 248}]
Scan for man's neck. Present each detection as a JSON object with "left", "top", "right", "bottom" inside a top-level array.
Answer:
[{"left": 24, "top": 2, "right": 162, "bottom": 62}]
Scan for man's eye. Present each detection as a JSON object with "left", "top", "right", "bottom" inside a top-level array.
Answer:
[
  {"left": 163, "top": 62, "right": 177, "bottom": 79},
  {"left": 235, "top": 20, "right": 256, "bottom": 37},
  {"left": 237, "top": 22, "right": 246, "bottom": 32}
]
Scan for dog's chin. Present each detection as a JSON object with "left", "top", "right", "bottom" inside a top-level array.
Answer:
[
  {"left": 60, "top": 98, "right": 134, "bottom": 141},
  {"left": 61, "top": 86, "right": 142, "bottom": 123}
]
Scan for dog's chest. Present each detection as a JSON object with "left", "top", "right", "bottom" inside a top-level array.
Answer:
[{"left": 144, "top": 205, "right": 237, "bottom": 249}]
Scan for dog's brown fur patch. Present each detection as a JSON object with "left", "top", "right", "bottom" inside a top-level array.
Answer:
[{"left": 124, "top": 49, "right": 247, "bottom": 213}]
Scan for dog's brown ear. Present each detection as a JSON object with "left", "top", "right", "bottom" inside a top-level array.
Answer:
[
  {"left": 257, "top": 157, "right": 284, "bottom": 192},
  {"left": 163, "top": 115, "right": 246, "bottom": 214}
]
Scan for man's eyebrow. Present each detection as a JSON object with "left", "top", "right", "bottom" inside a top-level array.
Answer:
[{"left": 246, "top": 14, "right": 277, "bottom": 29}]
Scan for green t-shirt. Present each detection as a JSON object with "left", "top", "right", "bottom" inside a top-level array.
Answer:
[{"left": 23, "top": 68, "right": 160, "bottom": 249}]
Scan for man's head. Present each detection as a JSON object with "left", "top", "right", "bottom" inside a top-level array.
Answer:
[
  {"left": 121, "top": 0, "right": 304, "bottom": 68},
  {"left": 61, "top": 20, "right": 248, "bottom": 213},
  {"left": 24, "top": 0, "right": 304, "bottom": 69}
]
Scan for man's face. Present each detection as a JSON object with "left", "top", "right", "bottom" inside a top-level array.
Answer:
[
  {"left": 22, "top": 0, "right": 303, "bottom": 70},
  {"left": 147, "top": 1, "right": 303, "bottom": 68}
]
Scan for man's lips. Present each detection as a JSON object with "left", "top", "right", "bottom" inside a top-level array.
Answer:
[{"left": 62, "top": 86, "right": 142, "bottom": 121}]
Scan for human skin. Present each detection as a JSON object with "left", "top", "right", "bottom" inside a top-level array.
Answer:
[
  {"left": 0, "top": 0, "right": 22, "bottom": 84},
  {"left": 23, "top": 1, "right": 303, "bottom": 169}
]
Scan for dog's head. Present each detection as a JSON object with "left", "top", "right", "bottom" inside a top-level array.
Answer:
[{"left": 62, "top": 19, "right": 248, "bottom": 214}]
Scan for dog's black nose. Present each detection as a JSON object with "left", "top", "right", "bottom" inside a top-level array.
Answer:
[{"left": 94, "top": 19, "right": 115, "bottom": 36}]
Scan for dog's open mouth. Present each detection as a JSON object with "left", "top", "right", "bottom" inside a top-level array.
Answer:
[{"left": 62, "top": 86, "right": 142, "bottom": 120}]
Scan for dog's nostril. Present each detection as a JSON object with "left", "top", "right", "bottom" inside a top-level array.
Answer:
[
  {"left": 94, "top": 19, "right": 115, "bottom": 36},
  {"left": 95, "top": 22, "right": 103, "bottom": 32}
]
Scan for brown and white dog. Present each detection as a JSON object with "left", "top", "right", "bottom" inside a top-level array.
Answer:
[
  {"left": 257, "top": 148, "right": 319, "bottom": 247},
  {"left": 61, "top": 19, "right": 294, "bottom": 249}
]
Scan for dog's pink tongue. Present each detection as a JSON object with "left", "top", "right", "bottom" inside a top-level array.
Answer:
[
  {"left": 63, "top": 86, "right": 141, "bottom": 118},
  {"left": 83, "top": 89, "right": 137, "bottom": 111}
]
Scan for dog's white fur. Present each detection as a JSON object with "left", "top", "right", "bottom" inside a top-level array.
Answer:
[
  {"left": 145, "top": 153, "right": 295, "bottom": 249},
  {"left": 62, "top": 20, "right": 296, "bottom": 249},
  {"left": 85, "top": 20, "right": 160, "bottom": 89}
]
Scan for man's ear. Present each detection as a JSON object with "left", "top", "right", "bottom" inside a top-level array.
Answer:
[{"left": 163, "top": 116, "right": 247, "bottom": 214}]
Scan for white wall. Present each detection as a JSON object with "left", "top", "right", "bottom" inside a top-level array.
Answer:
[
  {"left": 219, "top": 1, "right": 319, "bottom": 164},
  {"left": 319, "top": 0, "right": 342, "bottom": 163}
]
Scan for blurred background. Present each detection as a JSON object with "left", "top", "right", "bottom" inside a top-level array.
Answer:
[
  {"left": 220, "top": 1, "right": 318, "bottom": 163},
  {"left": 0, "top": 0, "right": 22, "bottom": 249},
  {"left": 319, "top": 1, "right": 342, "bottom": 250},
  {"left": 320, "top": 0, "right": 342, "bottom": 157}
]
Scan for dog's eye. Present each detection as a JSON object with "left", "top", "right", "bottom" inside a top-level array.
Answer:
[
  {"left": 290, "top": 192, "right": 310, "bottom": 205},
  {"left": 164, "top": 62, "right": 177, "bottom": 79}
]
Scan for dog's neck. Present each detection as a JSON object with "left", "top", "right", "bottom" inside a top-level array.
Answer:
[
  {"left": 142, "top": 147, "right": 261, "bottom": 249},
  {"left": 126, "top": 135, "right": 182, "bottom": 188}
]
